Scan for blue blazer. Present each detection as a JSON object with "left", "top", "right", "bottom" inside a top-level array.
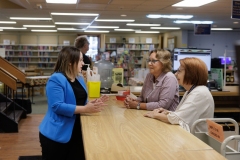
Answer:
[{"left": 39, "top": 72, "right": 87, "bottom": 143}]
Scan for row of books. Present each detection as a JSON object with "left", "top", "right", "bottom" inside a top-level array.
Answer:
[
  {"left": 0, "top": 45, "right": 65, "bottom": 51},
  {"left": 105, "top": 44, "right": 156, "bottom": 50},
  {"left": 38, "top": 64, "right": 55, "bottom": 68},
  {"left": 5, "top": 51, "right": 34, "bottom": 56},
  {"left": 17, "top": 63, "right": 55, "bottom": 68},
  {"left": 124, "top": 44, "right": 155, "bottom": 50},
  {"left": 7, "top": 57, "right": 54, "bottom": 62},
  {"left": 5, "top": 51, "right": 57, "bottom": 56}
]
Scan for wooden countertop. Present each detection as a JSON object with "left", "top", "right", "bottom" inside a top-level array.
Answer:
[
  {"left": 129, "top": 86, "right": 239, "bottom": 97},
  {"left": 81, "top": 97, "right": 226, "bottom": 160}
]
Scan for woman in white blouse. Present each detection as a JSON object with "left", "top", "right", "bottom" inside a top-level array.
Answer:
[{"left": 144, "top": 57, "right": 214, "bottom": 131}]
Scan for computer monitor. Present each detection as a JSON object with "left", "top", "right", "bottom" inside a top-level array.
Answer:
[
  {"left": 218, "top": 56, "right": 231, "bottom": 65},
  {"left": 173, "top": 48, "right": 212, "bottom": 73}
]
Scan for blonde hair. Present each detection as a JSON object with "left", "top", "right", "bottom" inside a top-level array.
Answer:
[{"left": 150, "top": 49, "right": 172, "bottom": 73}]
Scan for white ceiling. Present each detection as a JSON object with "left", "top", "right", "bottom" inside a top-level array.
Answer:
[{"left": 0, "top": 0, "right": 239, "bottom": 33}]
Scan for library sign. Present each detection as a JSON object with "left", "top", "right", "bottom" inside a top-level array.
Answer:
[{"left": 232, "top": 0, "right": 240, "bottom": 19}]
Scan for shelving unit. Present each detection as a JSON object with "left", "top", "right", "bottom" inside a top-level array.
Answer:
[
  {"left": 225, "top": 69, "right": 238, "bottom": 86},
  {"left": 0, "top": 45, "right": 64, "bottom": 75},
  {"left": 105, "top": 42, "right": 159, "bottom": 85}
]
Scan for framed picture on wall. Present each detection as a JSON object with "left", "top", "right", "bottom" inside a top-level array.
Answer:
[{"left": 167, "top": 37, "right": 176, "bottom": 51}]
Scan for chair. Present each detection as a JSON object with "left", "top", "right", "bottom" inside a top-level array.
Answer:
[{"left": 191, "top": 118, "right": 240, "bottom": 160}]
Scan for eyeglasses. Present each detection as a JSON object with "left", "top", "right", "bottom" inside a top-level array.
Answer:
[{"left": 146, "top": 59, "right": 159, "bottom": 64}]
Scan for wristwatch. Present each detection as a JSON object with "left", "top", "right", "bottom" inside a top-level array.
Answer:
[{"left": 136, "top": 102, "right": 140, "bottom": 110}]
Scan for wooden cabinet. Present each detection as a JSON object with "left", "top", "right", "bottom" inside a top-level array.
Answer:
[{"left": 0, "top": 45, "right": 64, "bottom": 75}]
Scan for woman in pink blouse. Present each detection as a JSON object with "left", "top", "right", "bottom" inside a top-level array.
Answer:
[{"left": 124, "top": 49, "right": 179, "bottom": 111}]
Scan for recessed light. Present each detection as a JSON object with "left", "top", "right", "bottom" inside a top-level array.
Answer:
[
  {"left": 0, "top": 27, "right": 26, "bottom": 29},
  {"left": 31, "top": 30, "right": 57, "bottom": 32},
  {"left": 95, "top": 19, "right": 135, "bottom": 22},
  {"left": 10, "top": 17, "right": 51, "bottom": 20},
  {"left": 51, "top": 13, "right": 99, "bottom": 16},
  {"left": 174, "top": 20, "right": 213, "bottom": 24},
  {"left": 46, "top": 0, "right": 77, "bottom": 4},
  {"left": 57, "top": 28, "right": 84, "bottom": 30},
  {"left": 55, "top": 22, "right": 90, "bottom": 25},
  {"left": 135, "top": 31, "right": 160, "bottom": 33},
  {"left": 211, "top": 28, "right": 232, "bottom": 31},
  {"left": 172, "top": 0, "right": 217, "bottom": 7},
  {"left": 114, "top": 29, "right": 135, "bottom": 31},
  {"left": 23, "top": 25, "right": 55, "bottom": 28},
  {"left": 0, "top": 21, "right": 16, "bottom": 24},
  {"left": 147, "top": 14, "right": 193, "bottom": 19},
  {"left": 88, "top": 26, "right": 119, "bottom": 29},
  {"left": 84, "top": 30, "right": 109, "bottom": 33},
  {"left": 127, "top": 23, "right": 161, "bottom": 26},
  {"left": 151, "top": 27, "right": 180, "bottom": 30},
  {"left": 233, "top": 22, "right": 239, "bottom": 24},
  {"left": 121, "top": 15, "right": 127, "bottom": 17}
]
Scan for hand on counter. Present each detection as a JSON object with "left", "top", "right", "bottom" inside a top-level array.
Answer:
[
  {"left": 144, "top": 108, "right": 169, "bottom": 118},
  {"left": 84, "top": 101, "right": 105, "bottom": 113},
  {"left": 144, "top": 108, "right": 170, "bottom": 123},
  {"left": 90, "top": 95, "right": 109, "bottom": 103},
  {"left": 124, "top": 95, "right": 138, "bottom": 109},
  {"left": 77, "top": 95, "right": 109, "bottom": 114}
]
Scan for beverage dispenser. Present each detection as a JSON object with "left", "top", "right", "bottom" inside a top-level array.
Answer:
[{"left": 94, "top": 54, "right": 114, "bottom": 93}]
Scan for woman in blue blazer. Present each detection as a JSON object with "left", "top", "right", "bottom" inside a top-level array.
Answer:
[{"left": 39, "top": 47, "right": 107, "bottom": 160}]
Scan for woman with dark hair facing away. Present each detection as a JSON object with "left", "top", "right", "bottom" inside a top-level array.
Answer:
[
  {"left": 124, "top": 49, "right": 179, "bottom": 111},
  {"left": 144, "top": 57, "right": 214, "bottom": 131},
  {"left": 74, "top": 35, "right": 92, "bottom": 70},
  {"left": 39, "top": 46, "right": 108, "bottom": 160}
]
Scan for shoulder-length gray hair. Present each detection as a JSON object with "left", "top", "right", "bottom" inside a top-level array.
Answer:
[{"left": 149, "top": 49, "right": 172, "bottom": 73}]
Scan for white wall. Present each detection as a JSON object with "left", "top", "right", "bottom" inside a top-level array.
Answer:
[{"left": 187, "top": 31, "right": 240, "bottom": 61}]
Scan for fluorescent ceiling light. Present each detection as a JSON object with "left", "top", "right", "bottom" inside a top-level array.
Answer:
[
  {"left": 0, "top": 27, "right": 26, "bottom": 29},
  {"left": 46, "top": 0, "right": 77, "bottom": 4},
  {"left": 0, "top": 29, "right": 3, "bottom": 31},
  {"left": 211, "top": 28, "right": 232, "bottom": 30},
  {"left": 57, "top": 28, "right": 84, "bottom": 30},
  {"left": 84, "top": 30, "right": 109, "bottom": 33},
  {"left": 23, "top": 25, "right": 55, "bottom": 28},
  {"left": 127, "top": 23, "right": 160, "bottom": 26},
  {"left": 95, "top": 19, "right": 135, "bottom": 22},
  {"left": 147, "top": 14, "right": 193, "bottom": 19},
  {"left": 135, "top": 31, "right": 160, "bottom": 33},
  {"left": 114, "top": 29, "right": 135, "bottom": 31},
  {"left": 51, "top": 13, "right": 99, "bottom": 16},
  {"left": 172, "top": 0, "right": 217, "bottom": 7},
  {"left": 89, "top": 26, "right": 119, "bottom": 29},
  {"left": 55, "top": 22, "right": 90, "bottom": 25},
  {"left": 151, "top": 27, "right": 180, "bottom": 30},
  {"left": 174, "top": 20, "right": 213, "bottom": 24},
  {"left": 10, "top": 17, "right": 52, "bottom": 20},
  {"left": 0, "top": 21, "right": 16, "bottom": 24},
  {"left": 31, "top": 30, "right": 57, "bottom": 32}
]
